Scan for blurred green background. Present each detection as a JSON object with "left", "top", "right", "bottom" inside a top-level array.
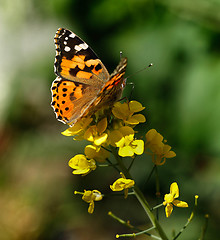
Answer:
[{"left": 0, "top": 0, "right": 220, "bottom": 239}]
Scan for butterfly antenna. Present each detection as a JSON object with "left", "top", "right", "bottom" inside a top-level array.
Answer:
[
  {"left": 126, "top": 63, "right": 153, "bottom": 80},
  {"left": 127, "top": 82, "right": 135, "bottom": 100},
  {"left": 125, "top": 63, "right": 153, "bottom": 100},
  {"left": 120, "top": 51, "right": 123, "bottom": 59}
]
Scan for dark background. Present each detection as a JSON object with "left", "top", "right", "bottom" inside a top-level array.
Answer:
[{"left": 0, "top": 0, "right": 219, "bottom": 239}]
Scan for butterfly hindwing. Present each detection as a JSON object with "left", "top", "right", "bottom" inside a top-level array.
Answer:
[{"left": 51, "top": 77, "right": 100, "bottom": 125}]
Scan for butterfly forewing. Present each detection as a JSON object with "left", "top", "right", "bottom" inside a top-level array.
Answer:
[{"left": 54, "top": 28, "right": 109, "bottom": 86}]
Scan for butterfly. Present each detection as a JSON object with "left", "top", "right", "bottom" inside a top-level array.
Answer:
[{"left": 51, "top": 28, "right": 127, "bottom": 126}]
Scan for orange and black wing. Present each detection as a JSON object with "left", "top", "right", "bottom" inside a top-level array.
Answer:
[
  {"left": 54, "top": 28, "right": 109, "bottom": 85},
  {"left": 51, "top": 77, "right": 100, "bottom": 125}
]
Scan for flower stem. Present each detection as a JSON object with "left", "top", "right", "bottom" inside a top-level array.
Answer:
[
  {"left": 110, "top": 146, "right": 169, "bottom": 240},
  {"left": 108, "top": 212, "right": 160, "bottom": 239},
  {"left": 133, "top": 186, "right": 168, "bottom": 240},
  {"left": 172, "top": 195, "right": 199, "bottom": 240},
  {"left": 155, "top": 165, "right": 161, "bottom": 220},
  {"left": 151, "top": 203, "right": 164, "bottom": 211},
  {"left": 199, "top": 214, "right": 209, "bottom": 240}
]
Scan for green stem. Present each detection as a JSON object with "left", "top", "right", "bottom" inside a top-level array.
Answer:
[
  {"left": 110, "top": 147, "right": 169, "bottom": 240},
  {"left": 151, "top": 203, "right": 164, "bottom": 211},
  {"left": 117, "top": 227, "right": 161, "bottom": 239},
  {"left": 105, "top": 158, "right": 121, "bottom": 173},
  {"left": 133, "top": 186, "right": 168, "bottom": 240},
  {"left": 172, "top": 195, "right": 199, "bottom": 240},
  {"left": 144, "top": 164, "right": 156, "bottom": 185},
  {"left": 109, "top": 212, "right": 160, "bottom": 239},
  {"left": 199, "top": 214, "right": 209, "bottom": 240},
  {"left": 155, "top": 166, "right": 161, "bottom": 220}
]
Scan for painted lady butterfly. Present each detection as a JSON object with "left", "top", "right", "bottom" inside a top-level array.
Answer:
[{"left": 51, "top": 28, "right": 127, "bottom": 126}]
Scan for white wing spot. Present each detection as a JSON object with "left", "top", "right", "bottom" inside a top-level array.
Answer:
[
  {"left": 74, "top": 43, "right": 88, "bottom": 51},
  {"left": 65, "top": 37, "right": 68, "bottom": 40},
  {"left": 64, "top": 46, "right": 71, "bottom": 52},
  {"left": 80, "top": 43, "right": 88, "bottom": 49},
  {"left": 74, "top": 45, "right": 81, "bottom": 51},
  {"left": 64, "top": 41, "right": 67, "bottom": 45},
  {"left": 69, "top": 33, "right": 76, "bottom": 38}
]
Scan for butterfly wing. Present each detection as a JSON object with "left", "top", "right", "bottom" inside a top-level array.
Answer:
[
  {"left": 51, "top": 77, "right": 101, "bottom": 125},
  {"left": 54, "top": 28, "right": 109, "bottom": 86},
  {"left": 94, "top": 57, "right": 128, "bottom": 110}
]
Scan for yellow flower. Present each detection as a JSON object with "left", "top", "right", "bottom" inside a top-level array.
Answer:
[
  {"left": 145, "top": 129, "right": 176, "bottom": 165},
  {"left": 84, "top": 144, "right": 110, "bottom": 162},
  {"left": 109, "top": 126, "right": 144, "bottom": 157},
  {"left": 163, "top": 182, "right": 188, "bottom": 217},
  {"left": 84, "top": 118, "right": 108, "bottom": 146},
  {"left": 110, "top": 173, "right": 135, "bottom": 198},
  {"left": 112, "top": 101, "right": 146, "bottom": 125},
  {"left": 110, "top": 177, "right": 135, "bottom": 191},
  {"left": 62, "top": 117, "right": 93, "bottom": 139},
  {"left": 145, "top": 129, "right": 163, "bottom": 147},
  {"left": 68, "top": 154, "right": 96, "bottom": 175},
  {"left": 81, "top": 190, "right": 103, "bottom": 214}
]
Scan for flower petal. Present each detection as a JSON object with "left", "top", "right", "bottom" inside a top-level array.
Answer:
[
  {"left": 109, "top": 130, "right": 124, "bottom": 147},
  {"left": 68, "top": 154, "right": 87, "bottom": 169},
  {"left": 145, "top": 129, "right": 163, "bottom": 144},
  {"left": 94, "top": 133, "right": 108, "bottom": 146},
  {"left": 62, "top": 117, "right": 92, "bottom": 136},
  {"left": 173, "top": 200, "right": 188, "bottom": 208},
  {"left": 85, "top": 145, "right": 109, "bottom": 162},
  {"left": 170, "top": 182, "right": 179, "bottom": 198},
  {"left": 97, "top": 118, "right": 107, "bottom": 134},
  {"left": 112, "top": 102, "right": 129, "bottom": 120},
  {"left": 132, "top": 139, "right": 144, "bottom": 155},
  {"left": 82, "top": 190, "right": 93, "bottom": 203},
  {"left": 165, "top": 150, "right": 176, "bottom": 158},
  {"left": 84, "top": 126, "right": 95, "bottom": 142},
  {"left": 84, "top": 145, "right": 97, "bottom": 159},
  {"left": 119, "top": 145, "right": 134, "bottom": 157},
  {"left": 119, "top": 126, "right": 134, "bottom": 136},
  {"left": 165, "top": 204, "right": 173, "bottom": 217},
  {"left": 110, "top": 178, "right": 135, "bottom": 191},
  {"left": 68, "top": 154, "right": 96, "bottom": 175},
  {"left": 72, "top": 169, "right": 90, "bottom": 175},
  {"left": 92, "top": 190, "right": 103, "bottom": 201},
  {"left": 125, "top": 114, "right": 146, "bottom": 124},
  {"left": 88, "top": 201, "right": 95, "bottom": 214},
  {"left": 129, "top": 101, "right": 145, "bottom": 112}
]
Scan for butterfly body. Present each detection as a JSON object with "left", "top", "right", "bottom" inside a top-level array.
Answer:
[{"left": 51, "top": 28, "right": 127, "bottom": 126}]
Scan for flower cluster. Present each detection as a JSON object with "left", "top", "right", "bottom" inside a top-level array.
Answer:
[
  {"left": 62, "top": 100, "right": 185, "bottom": 217},
  {"left": 63, "top": 100, "right": 147, "bottom": 163}
]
